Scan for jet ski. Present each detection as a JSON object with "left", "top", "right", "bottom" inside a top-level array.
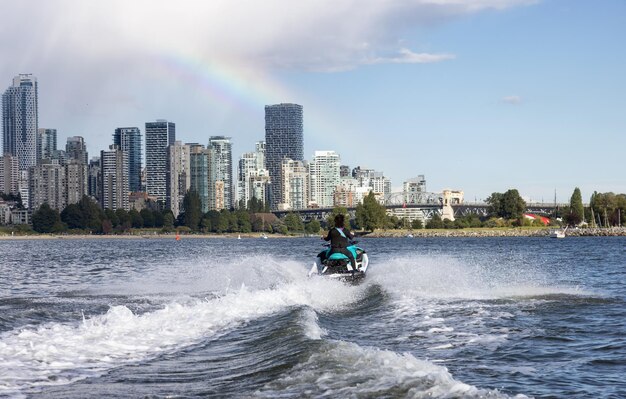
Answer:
[{"left": 308, "top": 241, "right": 369, "bottom": 282}]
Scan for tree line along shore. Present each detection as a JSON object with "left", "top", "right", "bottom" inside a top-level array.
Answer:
[{"left": 2, "top": 227, "right": 626, "bottom": 239}]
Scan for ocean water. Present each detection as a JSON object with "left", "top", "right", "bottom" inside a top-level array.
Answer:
[{"left": 0, "top": 236, "right": 624, "bottom": 398}]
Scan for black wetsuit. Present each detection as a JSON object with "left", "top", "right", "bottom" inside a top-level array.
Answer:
[{"left": 322, "top": 227, "right": 357, "bottom": 269}]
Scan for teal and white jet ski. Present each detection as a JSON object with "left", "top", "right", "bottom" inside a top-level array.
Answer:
[{"left": 308, "top": 241, "right": 369, "bottom": 281}]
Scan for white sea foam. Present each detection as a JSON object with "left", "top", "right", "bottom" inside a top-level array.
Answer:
[
  {"left": 254, "top": 340, "right": 530, "bottom": 398},
  {"left": 0, "top": 259, "right": 364, "bottom": 394}
]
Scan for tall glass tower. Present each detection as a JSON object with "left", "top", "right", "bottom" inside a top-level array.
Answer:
[
  {"left": 113, "top": 127, "right": 142, "bottom": 192},
  {"left": 145, "top": 120, "right": 175, "bottom": 202},
  {"left": 208, "top": 136, "right": 233, "bottom": 210},
  {"left": 2, "top": 74, "right": 38, "bottom": 170},
  {"left": 37, "top": 128, "right": 57, "bottom": 164},
  {"left": 264, "top": 103, "right": 303, "bottom": 210}
]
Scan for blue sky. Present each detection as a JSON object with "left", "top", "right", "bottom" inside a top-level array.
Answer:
[{"left": 1, "top": 0, "right": 624, "bottom": 203}]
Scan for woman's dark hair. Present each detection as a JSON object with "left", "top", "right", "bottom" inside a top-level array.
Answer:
[{"left": 334, "top": 214, "right": 345, "bottom": 228}]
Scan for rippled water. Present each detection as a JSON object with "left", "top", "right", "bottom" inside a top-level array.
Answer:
[{"left": 1, "top": 236, "right": 625, "bottom": 398}]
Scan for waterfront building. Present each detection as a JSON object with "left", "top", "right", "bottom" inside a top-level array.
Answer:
[
  {"left": 265, "top": 103, "right": 303, "bottom": 210},
  {"left": 0, "top": 154, "right": 19, "bottom": 195},
  {"left": 88, "top": 157, "right": 101, "bottom": 202},
  {"left": 404, "top": 176, "right": 426, "bottom": 193},
  {"left": 29, "top": 161, "right": 66, "bottom": 211},
  {"left": 2, "top": 74, "right": 38, "bottom": 170},
  {"left": 66, "top": 160, "right": 88, "bottom": 206},
  {"left": 309, "top": 150, "right": 340, "bottom": 208},
  {"left": 145, "top": 120, "right": 175, "bottom": 203},
  {"left": 279, "top": 158, "right": 308, "bottom": 210},
  {"left": 100, "top": 145, "right": 129, "bottom": 211},
  {"left": 113, "top": 127, "right": 142, "bottom": 192},
  {"left": 236, "top": 141, "right": 268, "bottom": 209},
  {"left": 249, "top": 169, "right": 271, "bottom": 208},
  {"left": 333, "top": 177, "right": 363, "bottom": 208},
  {"left": 18, "top": 170, "right": 29, "bottom": 209},
  {"left": 208, "top": 136, "right": 233, "bottom": 211},
  {"left": 189, "top": 144, "right": 210, "bottom": 213},
  {"left": 352, "top": 166, "right": 391, "bottom": 202},
  {"left": 65, "top": 136, "right": 88, "bottom": 165},
  {"left": 166, "top": 141, "right": 191, "bottom": 218},
  {"left": 37, "top": 128, "right": 57, "bottom": 164}
]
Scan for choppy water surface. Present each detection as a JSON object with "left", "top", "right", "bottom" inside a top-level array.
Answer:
[{"left": 0, "top": 236, "right": 625, "bottom": 398}]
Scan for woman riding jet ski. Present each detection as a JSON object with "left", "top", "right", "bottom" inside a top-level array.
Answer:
[{"left": 308, "top": 214, "right": 369, "bottom": 281}]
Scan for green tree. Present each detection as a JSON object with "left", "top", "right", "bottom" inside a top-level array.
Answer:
[
  {"left": 284, "top": 212, "right": 304, "bottom": 233},
  {"left": 355, "top": 192, "right": 387, "bottom": 231},
  {"left": 411, "top": 218, "right": 423, "bottom": 229},
  {"left": 32, "top": 203, "right": 64, "bottom": 233},
  {"left": 162, "top": 210, "right": 174, "bottom": 229},
  {"left": 129, "top": 209, "right": 143, "bottom": 228},
  {"left": 61, "top": 203, "right": 83, "bottom": 229},
  {"left": 426, "top": 214, "right": 444, "bottom": 229},
  {"left": 78, "top": 196, "right": 104, "bottom": 232},
  {"left": 116, "top": 209, "right": 131, "bottom": 231},
  {"left": 104, "top": 208, "right": 119, "bottom": 227},
  {"left": 305, "top": 219, "right": 321, "bottom": 234},
  {"left": 485, "top": 192, "right": 504, "bottom": 218},
  {"left": 566, "top": 187, "right": 584, "bottom": 226},
  {"left": 140, "top": 208, "right": 155, "bottom": 228},
  {"left": 181, "top": 190, "right": 202, "bottom": 230},
  {"left": 235, "top": 209, "right": 252, "bottom": 233},
  {"left": 501, "top": 189, "right": 526, "bottom": 220}
]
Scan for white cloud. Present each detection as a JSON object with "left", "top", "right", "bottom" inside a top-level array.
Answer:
[
  {"left": 0, "top": 0, "right": 537, "bottom": 73},
  {"left": 367, "top": 48, "right": 455, "bottom": 65},
  {"left": 502, "top": 95, "right": 523, "bottom": 104}
]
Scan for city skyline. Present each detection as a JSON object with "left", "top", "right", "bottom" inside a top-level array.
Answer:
[{"left": 1, "top": 1, "right": 625, "bottom": 203}]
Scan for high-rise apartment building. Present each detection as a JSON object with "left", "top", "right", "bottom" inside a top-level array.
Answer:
[
  {"left": 66, "top": 136, "right": 88, "bottom": 165},
  {"left": 309, "top": 150, "right": 340, "bottom": 208},
  {"left": 2, "top": 74, "right": 38, "bottom": 170},
  {"left": 0, "top": 154, "right": 19, "bottom": 195},
  {"left": 145, "top": 120, "right": 175, "bottom": 203},
  {"left": 100, "top": 145, "right": 129, "bottom": 211},
  {"left": 29, "top": 161, "right": 66, "bottom": 211},
  {"left": 113, "top": 127, "right": 142, "bottom": 193},
  {"left": 166, "top": 141, "right": 191, "bottom": 218},
  {"left": 66, "top": 160, "right": 88, "bottom": 205},
  {"left": 88, "top": 157, "right": 101, "bottom": 202},
  {"left": 237, "top": 141, "right": 268, "bottom": 209},
  {"left": 265, "top": 103, "right": 303, "bottom": 210},
  {"left": 208, "top": 136, "right": 233, "bottom": 211},
  {"left": 37, "top": 128, "right": 57, "bottom": 164},
  {"left": 189, "top": 144, "right": 210, "bottom": 213},
  {"left": 280, "top": 158, "right": 309, "bottom": 210}
]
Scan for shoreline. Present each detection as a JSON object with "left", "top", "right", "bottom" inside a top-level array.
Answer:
[{"left": 1, "top": 227, "right": 625, "bottom": 240}]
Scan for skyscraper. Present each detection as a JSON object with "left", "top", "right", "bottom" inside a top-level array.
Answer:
[
  {"left": 208, "top": 136, "right": 233, "bottom": 210},
  {"left": 66, "top": 136, "right": 88, "bottom": 165},
  {"left": 166, "top": 141, "right": 190, "bottom": 218},
  {"left": 37, "top": 128, "right": 57, "bottom": 164},
  {"left": 113, "top": 127, "right": 142, "bottom": 192},
  {"left": 145, "top": 120, "right": 175, "bottom": 203},
  {"left": 265, "top": 103, "right": 303, "bottom": 210},
  {"left": 0, "top": 154, "right": 19, "bottom": 195},
  {"left": 2, "top": 74, "right": 38, "bottom": 170},
  {"left": 100, "top": 145, "right": 129, "bottom": 211},
  {"left": 29, "top": 161, "right": 66, "bottom": 211},
  {"left": 189, "top": 144, "right": 210, "bottom": 213},
  {"left": 309, "top": 150, "right": 340, "bottom": 208}
]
